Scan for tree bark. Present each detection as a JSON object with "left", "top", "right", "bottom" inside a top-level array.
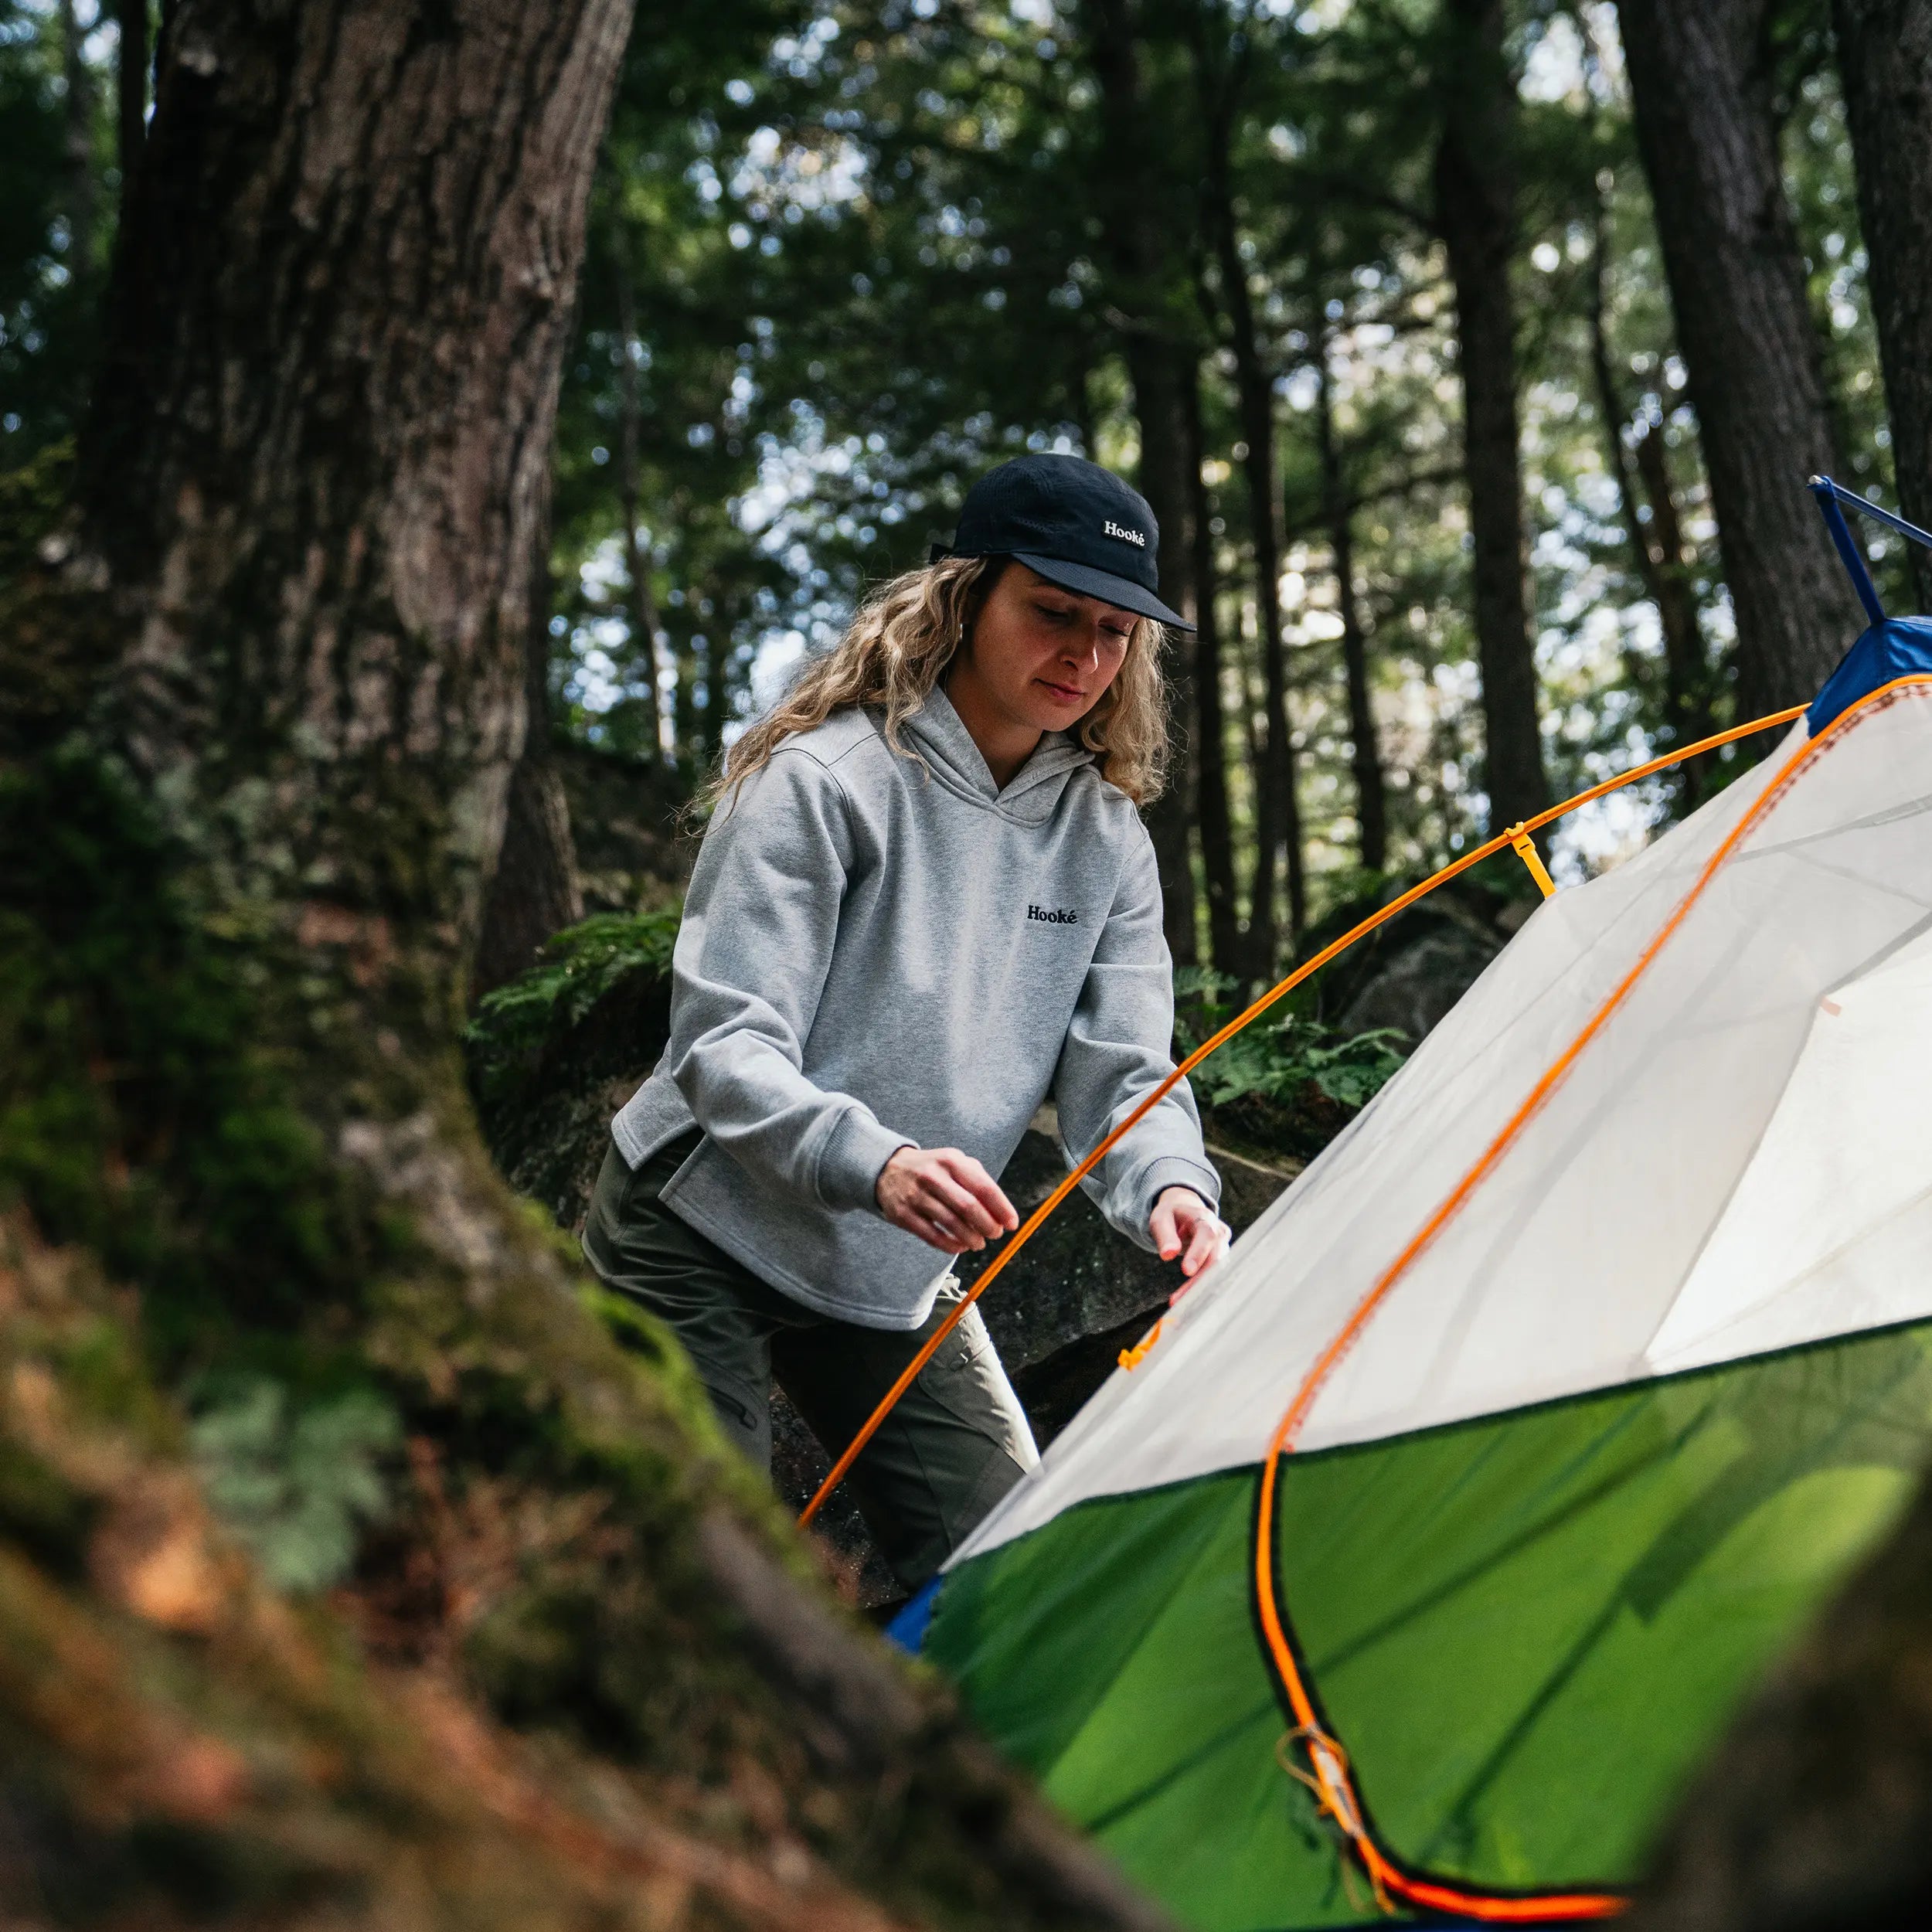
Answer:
[
  {"left": 1316, "top": 334, "right": 1388, "bottom": 873},
  {"left": 1185, "top": 367, "right": 1243, "bottom": 978},
  {"left": 116, "top": 0, "right": 147, "bottom": 213},
  {"left": 1217, "top": 201, "right": 1303, "bottom": 962},
  {"left": 1586, "top": 199, "right": 1713, "bottom": 804},
  {"left": 80, "top": 0, "right": 631, "bottom": 1010},
  {"left": 473, "top": 520, "right": 583, "bottom": 1000},
  {"left": 611, "top": 216, "right": 668, "bottom": 764},
  {"left": 1434, "top": 0, "right": 1550, "bottom": 836},
  {"left": 1083, "top": 0, "right": 1200, "bottom": 969},
  {"left": 1616, "top": 0, "right": 1869, "bottom": 718},
  {"left": 60, "top": 0, "right": 97, "bottom": 283},
  {"left": 1833, "top": 0, "right": 1932, "bottom": 611}
]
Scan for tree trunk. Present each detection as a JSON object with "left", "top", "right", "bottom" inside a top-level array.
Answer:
[
  {"left": 1586, "top": 199, "right": 1713, "bottom": 804},
  {"left": 80, "top": 0, "right": 628, "bottom": 985},
  {"left": 1083, "top": 0, "right": 1200, "bottom": 969},
  {"left": 2, "top": 3, "right": 1180, "bottom": 1924},
  {"left": 1185, "top": 366, "right": 1243, "bottom": 978},
  {"left": 1434, "top": 0, "right": 1550, "bottom": 836},
  {"left": 116, "top": 0, "right": 147, "bottom": 213},
  {"left": 60, "top": 0, "right": 97, "bottom": 283},
  {"left": 1131, "top": 342, "right": 1202, "bottom": 970},
  {"left": 1316, "top": 335, "right": 1388, "bottom": 874},
  {"left": 1833, "top": 0, "right": 1932, "bottom": 611},
  {"left": 473, "top": 522, "right": 583, "bottom": 999},
  {"left": 1218, "top": 217, "right": 1303, "bottom": 964},
  {"left": 611, "top": 216, "right": 668, "bottom": 763},
  {"left": 1616, "top": 0, "right": 1869, "bottom": 717},
  {"left": 1196, "top": 22, "right": 1302, "bottom": 963}
]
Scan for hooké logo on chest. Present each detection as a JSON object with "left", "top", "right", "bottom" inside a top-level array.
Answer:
[{"left": 1026, "top": 904, "right": 1080, "bottom": 925}]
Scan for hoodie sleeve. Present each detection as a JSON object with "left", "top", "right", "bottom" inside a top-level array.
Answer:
[
  {"left": 663, "top": 749, "right": 914, "bottom": 1214},
  {"left": 1052, "top": 822, "right": 1222, "bottom": 1248}
]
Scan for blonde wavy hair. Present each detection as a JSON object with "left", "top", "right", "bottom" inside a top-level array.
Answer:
[{"left": 709, "top": 556, "right": 1172, "bottom": 809}]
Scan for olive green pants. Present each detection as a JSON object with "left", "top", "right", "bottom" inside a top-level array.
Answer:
[{"left": 582, "top": 1133, "right": 1037, "bottom": 1589}]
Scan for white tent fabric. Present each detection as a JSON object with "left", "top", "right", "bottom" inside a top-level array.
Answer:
[{"left": 955, "top": 680, "right": 1932, "bottom": 1566}]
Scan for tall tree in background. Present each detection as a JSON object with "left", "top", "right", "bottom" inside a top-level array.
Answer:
[
  {"left": 1083, "top": 0, "right": 1201, "bottom": 968},
  {"left": 115, "top": 0, "right": 145, "bottom": 213},
  {"left": 1586, "top": 184, "right": 1714, "bottom": 800},
  {"left": 1195, "top": 5, "right": 1305, "bottom": 963},
  {"left": 1434, "top": 0, "right": 1550, "bottom": 834},
  {"left": 474, "top": 518, "right": 584, "bottom": 997},
  {"left": 57, "top": 0, "right": 94, "bottom": 282},
  {"left": 609, "top": 219, "right": 668, "bottom": 764},
  {"left": 1185, "top": 366, "right": 1243, "bottom": 975},
  {"left": 1617, "top": 0, "right": 1869, "bottom": 717},
  {"left": 1832, "top": 0, "right": 1932, "bottom": 608},
  {"left": 1315, "top": 329, "right": 1389, "bottom": 872}
]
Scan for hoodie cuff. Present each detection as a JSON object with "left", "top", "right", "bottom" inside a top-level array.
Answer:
[
  {"left": 818, "top": 1105, "right": 917, "bottom": 1214},
  {"left": 1134, "top": 1156, "right": 1223, "bottom": 1247}
]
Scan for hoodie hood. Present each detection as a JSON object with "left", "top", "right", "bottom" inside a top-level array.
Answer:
[{"left": 897, "top": 685, "right": 1096, "bottom": 825}]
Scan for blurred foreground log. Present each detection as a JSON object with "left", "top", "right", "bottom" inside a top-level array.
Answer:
[{"left": 1635, "top": 1469, "right": 1932, "bottom": 1928}]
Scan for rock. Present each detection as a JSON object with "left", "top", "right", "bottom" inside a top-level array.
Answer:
[{"left": 1307, "top": 874, "right": 1533, "bottom": 1045}]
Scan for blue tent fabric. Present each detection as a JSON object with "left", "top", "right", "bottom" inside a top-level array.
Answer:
[
  {"left": 1808, "top": 615, "right": 1932, "bottom": 736},
  {"left": 883, "top": 1575, "right": 941, "bottom": 1655}
]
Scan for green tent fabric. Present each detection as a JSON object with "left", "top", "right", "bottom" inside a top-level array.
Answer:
[{"left": 926, "top": 679, "right": 1932, "bottom": 1928}]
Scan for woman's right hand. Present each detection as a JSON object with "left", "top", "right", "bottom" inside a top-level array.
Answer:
[{"left": 876, "top": 1146, "right": 1019, "bottom": 1253}]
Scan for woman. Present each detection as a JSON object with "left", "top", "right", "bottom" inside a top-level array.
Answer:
[{"left": 583, "top": 452, "right": 1230, "bottom": 1592}]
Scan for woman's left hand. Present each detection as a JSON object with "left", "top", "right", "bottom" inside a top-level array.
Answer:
[{"left": 1150, "top": 1187, "right": 1230, "bottom": 1298}]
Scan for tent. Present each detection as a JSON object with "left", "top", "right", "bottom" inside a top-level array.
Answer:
[{"left": 917, "top": 628, "right": 1932, "bottom": 1928}]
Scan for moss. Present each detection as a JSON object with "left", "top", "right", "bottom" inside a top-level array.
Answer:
[
  {"left": 0, "top": 748, "right": 372, "bottom": 1352},
  {"left": 463, "top": 910, "right": 679, "bottom": 1226}
]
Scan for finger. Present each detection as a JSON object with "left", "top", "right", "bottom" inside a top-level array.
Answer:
[
  {"left": 1182, "top": 1216, "right": 1223, "bottom": 1277},
  {"left": 940, "top": 1151, "right": 1019, "bottom": 1231},
  {"left": 913, "top": 1192, "right": 983, "bottom": 1250},
  {"left": 906, "top": 1211, "right": 967, "bottom": 1253},
  {"left": 1149, "top": 1201, "right": 1181, "bottom": 1260},
  {"left": 917, "top": 1209, "right": 977, "bottom": 1250},
  {"left": 924, "top": 1168, "right": 1003, "bottom": 1240},
  {"left": 882, "top": 1190, "right": 963, "bottom": 1251}
]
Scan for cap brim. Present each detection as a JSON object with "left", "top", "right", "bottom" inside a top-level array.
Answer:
[{"left": 1009, "top": 553, "right": 1194, "bottom": 631}]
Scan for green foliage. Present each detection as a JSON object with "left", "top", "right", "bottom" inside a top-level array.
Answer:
[
  {"left": 0, "top": 2, "right": 113, "bottom": 453},
  {"left": 1175, "top": 967, "right": 1407, "bottom": 1114},
  {"left": 189, "top": 1376, "right": 402, "bottom": 1591},
  {"left": 464, "top": 906, "right": 680, "bottom": 1106}
]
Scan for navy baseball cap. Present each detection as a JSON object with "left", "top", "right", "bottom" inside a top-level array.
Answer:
[{"left": 932, "top": 453, "right": 1194, "bottom": 631}]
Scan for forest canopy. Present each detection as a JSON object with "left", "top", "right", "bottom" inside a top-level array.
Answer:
[{"left": 7, "top": 0, "right": 1912, "bottom": 981}]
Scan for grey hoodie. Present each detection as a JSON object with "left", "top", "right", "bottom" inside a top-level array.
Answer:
[{"left": 611, "top": 688, "right": 1220, "bottom": 1330}]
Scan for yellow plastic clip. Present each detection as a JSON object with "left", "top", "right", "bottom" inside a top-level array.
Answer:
[
  {"left": 1117, "top": 1318, "right": 1164, "bottom": 1371},
  {"left": 1506, "top": 822, "right": 1556, "bottom": 899}
]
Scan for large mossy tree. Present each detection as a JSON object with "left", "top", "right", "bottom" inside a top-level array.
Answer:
[{"left": 0, "top": 3, "right": 1166, "bottom": 1926}]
